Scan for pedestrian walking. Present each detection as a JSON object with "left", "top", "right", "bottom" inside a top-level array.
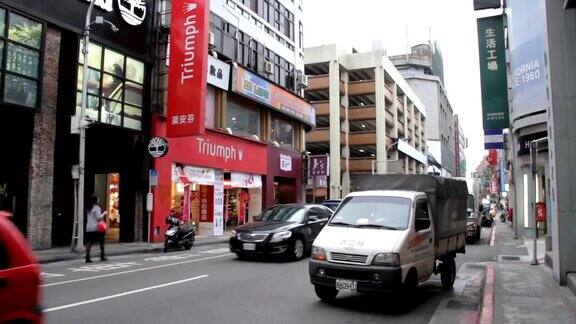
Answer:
[{"left": 85, "top": 194, "right": 108, "bottom": 263}]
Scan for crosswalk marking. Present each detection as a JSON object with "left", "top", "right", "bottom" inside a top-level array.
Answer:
[{"left": 69, "top": 262, "right": 141, "bottom": 273}]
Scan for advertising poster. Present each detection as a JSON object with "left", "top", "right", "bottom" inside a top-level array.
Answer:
[
  {"left": 213, "top": 170, "right": 224, "bottom": 236},
  {"left": 232, "top": 66, "right": 316, "bottom": 127},
  {"left": 507, "top": 0, "right": 547, "bottom": 120}
]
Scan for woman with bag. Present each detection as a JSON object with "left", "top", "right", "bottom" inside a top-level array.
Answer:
[{"left": 85, "top": 194, "right": 108, "bottom": 263}]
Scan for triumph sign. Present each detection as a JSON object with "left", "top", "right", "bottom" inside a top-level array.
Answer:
[{"left": 166, "top": 0, "right": 210, "bottom": 137}]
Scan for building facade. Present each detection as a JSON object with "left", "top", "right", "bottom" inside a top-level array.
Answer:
[
  {"left": 503, "top": 0, "right": 550, "bottom": 245},
  {"left": 390, "top": 44, "right": 456, "bottom": 176},
  {"left": 149, "top": 0, "right": 312, "bottom": 240},
  {"left": 304, "top": 45, "right": 427, "bottom": 200},
  {"left": 454, "top": 115, "right": 467, "bottom": 177},
  {"left": 542, "top": 0, "right": 576, "bottom": 287},
  {"left": 0, "top": 0, "right": 155, "bottom": 248}
]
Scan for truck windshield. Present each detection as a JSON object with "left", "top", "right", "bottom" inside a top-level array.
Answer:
[
  {"left": 467, "top": 194, "right": 475, "bottom": 210},
  {"left": 329, "top": 196, "right": 412, "bottom": 230}
]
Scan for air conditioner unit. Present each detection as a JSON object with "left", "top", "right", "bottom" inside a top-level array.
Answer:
[
  {"left": 296, "top": 71, "right": 308, "bottom": 89},
  {"left": 208, "top": 31, "right": 215, "bottom": 49},
  {"left": 263, "top": 61, "right": 274, "bottom": 75}
]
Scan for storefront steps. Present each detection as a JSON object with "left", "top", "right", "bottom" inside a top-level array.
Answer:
[{"left": 35, "top": 233, "right": 232, "bottom": 264}]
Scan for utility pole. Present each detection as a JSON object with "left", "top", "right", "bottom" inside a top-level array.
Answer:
[
  {"left": 530, "top": 137, "right": 547, "bottom": 265},
  {"left": 72, "top": 0, "right": 118, "bottom": 252}
]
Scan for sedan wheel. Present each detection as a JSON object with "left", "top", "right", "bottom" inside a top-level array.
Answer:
[{"left": 292, "top": 239, "right": 305, "bottom": 260}]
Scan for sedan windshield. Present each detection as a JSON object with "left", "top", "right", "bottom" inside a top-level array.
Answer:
[
  {"left": 258, "top": 206, "right": 306, "bottom": 223},
  {"left": 329, "top": 196, "right": 412, "bottom": 230}
]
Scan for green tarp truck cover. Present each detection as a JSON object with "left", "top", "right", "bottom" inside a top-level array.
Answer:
[{"left": 352, "top": 174, "right": 468, "bottom": 240}]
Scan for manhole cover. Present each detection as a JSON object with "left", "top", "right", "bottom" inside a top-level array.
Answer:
[
  {"left": 466, "top": 264, "right": 486, "bottom": 270},
  {"left": 501, "top": 256, "right": 520, "bottom": 261},
  {"left": 446, "top": 300, "right": 479, "bottom": 311}
]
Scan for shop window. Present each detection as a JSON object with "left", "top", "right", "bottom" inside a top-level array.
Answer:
[
  {"left": 227, "top": 101, "right": 260, "bottom": 138},
  {"left": 271, "top": 115, "right": 294, "bottom": 149},
  {"left": 0, "top": 9, "right": 43, "bottom": 108},
  {"left": 77, "top": 41, "right": 145, "bottom": 130},
  {"left": 205, "top": 85, "right": 216, "bottom": 128}
]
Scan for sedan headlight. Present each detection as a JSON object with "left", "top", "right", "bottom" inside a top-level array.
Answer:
[
  {"left": 311, "top": 246, "right": 327, "bottom": 261},
  {"left": 372, "top": 253, "right": 400, "bottom": 266},
  {"left": 270, "top": 231, "right": 292, "bottom": 243}
]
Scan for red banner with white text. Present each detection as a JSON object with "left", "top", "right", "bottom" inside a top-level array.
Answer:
[{"left": 166, "top": 0, "right": 210, "bottom": 137}]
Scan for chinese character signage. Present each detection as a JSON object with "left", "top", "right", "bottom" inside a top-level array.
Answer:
[
  {"left": 310, "top": 155, "right": 328, "bottom": 176},
  {"left": 166, "top": 0, "right": 210, "bottom": 137},
  {"left": 477, "top": 15, "right": 509, "bottom": 129},
  {"left": 232, "top": 66, "right": 316, "bottom": 128},
  {"left": 207, "top": 56, "right": 230, "bottom": 90}
]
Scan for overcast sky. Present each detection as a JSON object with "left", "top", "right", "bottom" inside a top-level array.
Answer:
[{"left": 303, "top": 0, "right": 493, "bottom": 178}]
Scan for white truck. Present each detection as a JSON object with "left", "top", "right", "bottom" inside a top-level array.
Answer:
[{"left": 309, "top": 175, "right": 468, "bottom": 300}]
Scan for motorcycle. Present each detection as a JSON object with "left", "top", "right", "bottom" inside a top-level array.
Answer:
[
  {"left": 163, "top": 216, "right": 196, "bottom": 253},
  {"left": 479, "top": 205, "right": 493, "bottom": 227}
]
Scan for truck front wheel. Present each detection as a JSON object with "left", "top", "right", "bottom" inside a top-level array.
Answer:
[
  {"left": 440, "top": 257, "right": 456, "bottom": 289},
  {"left": 314, "top": 285, "right": 338, "bottom": 301}
]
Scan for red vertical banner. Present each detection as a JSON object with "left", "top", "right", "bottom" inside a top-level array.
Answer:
[
  {"left": 199, "top": 185, "right": 214, "bottom": 222},
  {"left": 166, "top": 0, "right": 210, "bottom": 137},
  {"left": 487, "top": 149, "right": 498, "bottom": 165}
]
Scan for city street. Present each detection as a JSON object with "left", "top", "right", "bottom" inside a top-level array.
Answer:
[{"left": 41, "top": 228, "right": 496, "bottom": 324}]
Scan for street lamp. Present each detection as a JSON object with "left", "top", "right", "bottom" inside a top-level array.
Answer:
[{"left": 72, "top": 0, "right": 118, "bottom": 252}]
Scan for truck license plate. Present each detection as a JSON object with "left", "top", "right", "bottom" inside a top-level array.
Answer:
[
  {"left": 243, "top": 243, "right": 256, "bottom": 251},
  {"left": 335, "top": 279, "right": 357, "bottom": 292}
]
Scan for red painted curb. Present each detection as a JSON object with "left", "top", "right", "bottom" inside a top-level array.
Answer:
[{"left": 478, "top": 264, "right": 495, "bottom": 324}]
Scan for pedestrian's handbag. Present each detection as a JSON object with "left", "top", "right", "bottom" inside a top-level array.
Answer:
[{"left": 97, "top": 220, "right": 107, "bottom": 233}]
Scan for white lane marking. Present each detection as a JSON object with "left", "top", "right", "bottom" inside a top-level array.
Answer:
[
  {"left": 43, "top": 275, "right": 209, "bottom": 313},
  {"left": 41, "top": 272, "right": 65, "bottom": 278},
  {"left": 490, "top": 226, "right": 496, "bottom": 247},
  {"left": 69, "top": 262, "right": 141, "bottom": 272},
  {"left": 200, "top": 248, "right": 230, "bottom": 254},
  {"left": 42, "top": 253, "right": 232, "bottom": 287},
  {"left": 145, "top": 254, "right": 200, "bottom": 262}
]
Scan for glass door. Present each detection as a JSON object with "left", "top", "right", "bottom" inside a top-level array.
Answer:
[{"left": 94, "top": 173, "right": 120, "bottom": 243}]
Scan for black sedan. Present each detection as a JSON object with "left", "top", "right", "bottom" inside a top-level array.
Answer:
[{"left": 229, "top": 204, "right": 332, "bottom": 260}]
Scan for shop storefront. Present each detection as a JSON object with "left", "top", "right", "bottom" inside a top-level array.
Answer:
[
  {"left": 0, "top": 0, "right": 154, "bottom": 247},
  {"left": 264, "top": 146, "right": 304, "bottom": 208},
  {"left": 151, "top": 117, "right": 267, "bottom": 242}
]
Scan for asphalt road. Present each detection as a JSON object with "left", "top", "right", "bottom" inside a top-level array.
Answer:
[{"left": 41, "top": 227, "right": 496, "bottom": 324}]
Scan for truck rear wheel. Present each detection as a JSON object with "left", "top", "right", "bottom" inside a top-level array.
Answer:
[
  {"left": 314, "top": 285, "right": 338, "bottom": 301},
  {"left": 441, "top": 257, "right": 456, "bottom": 289}
]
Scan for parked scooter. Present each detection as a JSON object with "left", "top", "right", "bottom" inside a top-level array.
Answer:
[{"left": 163, "top": 215, "right": 195, "bottom": 252}]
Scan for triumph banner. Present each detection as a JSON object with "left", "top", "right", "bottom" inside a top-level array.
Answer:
[
  {"left": 166, "top": 0, "right": 210, "bottom": 137},
  {"left": 477, "top": 15, "right": 510, "bottom": 130}
]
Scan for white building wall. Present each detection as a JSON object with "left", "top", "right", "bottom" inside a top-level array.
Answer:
[{"left": 210, "top": 0, "right": 304, "bottom": 70}]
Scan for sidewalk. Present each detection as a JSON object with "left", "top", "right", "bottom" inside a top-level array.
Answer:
[
  {"left": 490, "top": 221, "right": 576, "bottom": 324},
  {"left": 35, "top": 233, "right": 232, "bottom": 264},
  {"left": 430, "top": 222, "right": 576, "bottom": 324}
]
